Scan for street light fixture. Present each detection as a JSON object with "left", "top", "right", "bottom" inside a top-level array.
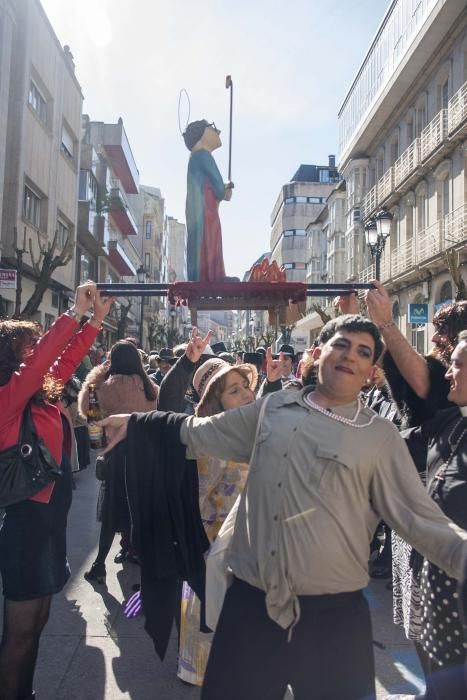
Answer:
[
  {"left": 364, "top": 209, "right": 393, "bottom": 280},
  {"left": 136, "top": 265, "right": 147, "bottom": 347}
]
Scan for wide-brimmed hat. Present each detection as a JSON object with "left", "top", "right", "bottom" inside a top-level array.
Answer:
[
  {"left": 278, "top": 344, "right": 295, "bottom": 357},
  {"left": 243, "top": 352, "right": 263, "bottom": 369},
  {"left": 211, "top": 341, "right": 228, "bottom": 355},
  {"left": 158, "top": 347, "right": 177, "bottom": 365},
  {"left": 193, "top": 358, "right": 257, "bottom": 415}
]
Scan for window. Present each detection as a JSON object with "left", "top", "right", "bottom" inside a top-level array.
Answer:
[
  {"left": 51, "top": 293, "right": 59, "bottom": 309},
  {"left": 57, "top": 220, "right": 68, "bottom": 249},
  {"left": 285, "top": 197, "right": 294, "bottom": 204},
  {"left": 23, "top": 186, "right": 41, "bottom": 227},
  {"left": 411, "top": 324, "right": 425, "bottom": 355},
  {"left": 78, "top": 170, "right": 98, "bottom": 208},
  {"left": 145, "top": 252, "right": 151, "bottom": 272},
  {"left": 319, "top": 169, "right": 330, "bottom": 183},
  {"left": 79, "top": 251, "right": 94, "bottom": 282},
  {"left": 28, "top": 81, "right": 47, "bottom": 123},
  {"left": 353, "top": 208, "right": 361, "bottom": 221},
  {"left": 145, "top": 221, "right": 152, "bottom": 239},
  {"left": 442, "top": 80, "right": 449, "bottom": 110},
  {"left": 295, "top": 196, "right": 307, "bottom": 203},
  {"left": 61, "top": 124, "right": 74, "bottom": 160},
  {"left": 308, "top": 197, "right": 323, "bottom": 204},
  {"left": 439, "top": 281, "right": 453, "bottom": 304},
  {"left": 443, "top": 177, "right": 450, "bottom": 217},
  {"left": 44, "top": 313, "right": 55, "bottom": 331}
]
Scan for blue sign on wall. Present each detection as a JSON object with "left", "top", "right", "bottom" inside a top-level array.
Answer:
[{"left": 408, "top": 303, "right": 429, "bottom": 324}]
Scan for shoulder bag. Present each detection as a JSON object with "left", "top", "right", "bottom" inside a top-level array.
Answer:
[{"left": 0, "top": 403, "right": 62, "bottom": 507}]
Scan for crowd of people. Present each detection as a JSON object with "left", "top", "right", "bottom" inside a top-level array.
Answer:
[{"left": 1, "top": 278, "right": 467, "bottom": 699}]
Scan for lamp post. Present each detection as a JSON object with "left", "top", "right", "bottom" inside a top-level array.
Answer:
[
  {"left": 364, "top": 209, "right": 393, "bottom": 280},
  {"left": 169, "top": 306, "right": 177, "bottom": 345},
  {"left": 136, "top": 264, "right": 147, "bottom": 348}
]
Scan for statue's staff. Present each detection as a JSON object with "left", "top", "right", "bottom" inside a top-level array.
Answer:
[{"left": 225, "top": 75, "right": 233, "bottom": 183}]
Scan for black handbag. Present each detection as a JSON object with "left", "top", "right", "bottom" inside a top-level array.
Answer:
[{"left": 0, "top": 403, "right": 62, "bottom": 507}]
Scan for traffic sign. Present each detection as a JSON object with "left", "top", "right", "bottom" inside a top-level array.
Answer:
[{"left": 0, "top": 269, "right": 17, "bottom": 289}]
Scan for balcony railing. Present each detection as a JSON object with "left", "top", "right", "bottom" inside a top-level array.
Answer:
[
  {"left": 377, "top": 167, "right": 394, "bottom": 204},
  {"left": 444, "top": 203, "right": 467, "bottom": 248},
  {"left": 363, "top": 184, "right": 378, "bottom": 219},
  {"left": 393, "top": 138, "right": 420, "bottom": 189},
  {"left": 448, "top": 81, "right": 467, "bottom": 134},
  {"left": 391, "top": 237, "right": 415, "bottom": 278},
  {"left": 420, "top": 109, "right": 448, "bottom": 161},
  {"left": 358, "top": 203, "right": 467, "bottom": 284},
  {"left": 358, "top": 263, "right": 376, "bottom": 284},
  {"left": 417, "top": 220, "right": 444, "bottom": 262}
]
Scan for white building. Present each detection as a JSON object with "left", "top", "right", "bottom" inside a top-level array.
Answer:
[
  {"left": 269, "top": 160, "right": 339, "bottom": 282},
  {"left": 0, "top": 0, "right": 82, "bottom": 324},
  {"left": 339, "top": 0, "right": 467, "bottom": 354}
]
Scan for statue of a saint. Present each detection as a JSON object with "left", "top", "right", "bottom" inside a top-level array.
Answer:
[{"left": 183, "top": 120, "right": 233, "bottom": 282}]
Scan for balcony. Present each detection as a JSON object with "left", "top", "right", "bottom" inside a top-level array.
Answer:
[
  {"left": 109, "top": 181, "right": 138, "bottom": 236},
  {"left": 362, "top": 184, "right": 378, "bottom": 219},
  {"left": 420, "top": 109, "right": 448, "bottom": 162},
  {"left": 416, "top": 220, "right": 444, "bottom": 263},
  {"left": 359, "top": 204, "right": 467, "bottom": 284},
  {"left": 391, "top": 237, "right": 415, "bottom": 278},
  {"left": 106, "top": 240, "right": 137, "bottom": 277},
  {"left": 377, "top": 167, "right": 394, "bottom": 205},
  {"left": 77, "top": 202, "right": 106, "bottom": 256},
  {"left": 444, "top": 203, "right": 467, "bottom": 248},
  {"left": 393, "top": 138, "right": 420, "bottom": 190},
  {"left": 102, "top": 121, "right": 139, "bottom": 194},
  {"left": 448, "top": 80, "right": 467, "bottom": 136}
]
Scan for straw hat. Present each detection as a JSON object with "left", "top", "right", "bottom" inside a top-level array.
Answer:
[{"left": 193, "top": 358, "right": 258, "bottom": 414}]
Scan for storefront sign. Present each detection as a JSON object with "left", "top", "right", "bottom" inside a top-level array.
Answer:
[
  {"left": 408, "top": 303, "right": 429, "bottom": 324},
  {"left": 0, "top": 269, "right": 17, "bottom": 289}
]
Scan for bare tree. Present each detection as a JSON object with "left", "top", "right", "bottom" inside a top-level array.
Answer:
[
  {"left": 14, "top": 227, "right": 73, "bottom": 319},
  {"left": 445, "top": 249, "right": 467, "bottom": 301},
  {"left": 117, "top": 300, "right": 133, "bottom": 339}
]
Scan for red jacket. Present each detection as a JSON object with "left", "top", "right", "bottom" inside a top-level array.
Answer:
[{"left": 0, "top": 313, "right": 99, "bottom": 502}]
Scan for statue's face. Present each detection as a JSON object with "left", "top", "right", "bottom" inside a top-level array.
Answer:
[{"left": 203, "top": 124, "right": 222, "bottom": 151}]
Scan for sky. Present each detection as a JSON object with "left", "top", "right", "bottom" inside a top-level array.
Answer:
[{"left": 41, "top": 0, "right": 389, "bottom": 278}]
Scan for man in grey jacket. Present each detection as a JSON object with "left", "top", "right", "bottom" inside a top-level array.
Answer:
[{"left": 100, "top": 315, "right": 467, "bottom": 700}]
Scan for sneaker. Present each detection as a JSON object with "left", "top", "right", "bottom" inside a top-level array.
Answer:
[{"left": 84, "top": 562, "right": 106, "bottom": 584}]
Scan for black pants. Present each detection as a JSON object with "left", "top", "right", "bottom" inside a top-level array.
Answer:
[{"left": 202, "top": 578, "right": 375, "bottom": 700}]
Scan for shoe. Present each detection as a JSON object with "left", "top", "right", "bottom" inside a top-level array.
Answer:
[
  {"left": 84, "top": 562, "right": 106, "bottom": 584},
  {"left": 114, "top": 549, "right": 127, "bottom": 564}
]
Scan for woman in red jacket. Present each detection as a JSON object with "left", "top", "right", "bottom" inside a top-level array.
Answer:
[{"left": 0, "top": 281, "right": 113, "bottom": 700}]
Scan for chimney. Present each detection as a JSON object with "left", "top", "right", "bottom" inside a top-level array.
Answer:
[{"left": 328, "top": 155, "right": 336, "bottom": 168}]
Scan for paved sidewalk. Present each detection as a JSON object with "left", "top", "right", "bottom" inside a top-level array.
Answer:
[{"left": 1, "top": 464, "right": 425, "bottom": 699}]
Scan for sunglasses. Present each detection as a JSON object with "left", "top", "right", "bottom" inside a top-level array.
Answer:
[{"left": 208, "top": 122, "right": 221, "bottom": 134}]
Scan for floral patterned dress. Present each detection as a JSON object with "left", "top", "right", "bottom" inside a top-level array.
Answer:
[{"left": 177, "top": 456, "right": 249, "bottom": 686}]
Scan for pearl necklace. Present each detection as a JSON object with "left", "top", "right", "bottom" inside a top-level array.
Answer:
[{"left": 304, "top": 392, "right": 378, "bottom": 429}]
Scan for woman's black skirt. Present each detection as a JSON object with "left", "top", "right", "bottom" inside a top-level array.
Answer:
[{"left": 0, "top": 449, "right": 73, "bottom": 601}]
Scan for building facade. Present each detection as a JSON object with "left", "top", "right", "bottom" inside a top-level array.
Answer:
[
  {"left": 0, "top": 0, "right": 83, "bottom": 324},
  {"left": 269, "top": 160, "right": 339, "bottom": 282},
  {"left": 339, "top": 0, "right": 467, "bottom": 354}
]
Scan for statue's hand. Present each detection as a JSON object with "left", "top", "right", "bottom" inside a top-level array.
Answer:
[{"left": 224, "top": 182, "right": 234, "bottom": 201}]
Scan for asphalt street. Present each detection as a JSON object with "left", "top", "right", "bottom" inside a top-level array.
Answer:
[{"left": 0, "top": 460, "right": 425, "bottom": 699}]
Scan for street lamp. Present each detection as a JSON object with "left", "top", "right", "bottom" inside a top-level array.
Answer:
[
  {"left": 136, "top": 264, "right": 147, "bottom": 348},
  {"left": 169, "top": 306, "right": 177, "bottom": 344},
  {"left": 364, "top": 209, "right": 393, "bottom": 280}
]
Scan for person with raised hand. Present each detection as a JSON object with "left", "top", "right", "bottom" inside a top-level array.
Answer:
[
  {"left": 97, "top": 315, "right": 467, "bottom": 700},
  {"left": 0, "top": 281, "right": 114, "bottom": 700}
]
